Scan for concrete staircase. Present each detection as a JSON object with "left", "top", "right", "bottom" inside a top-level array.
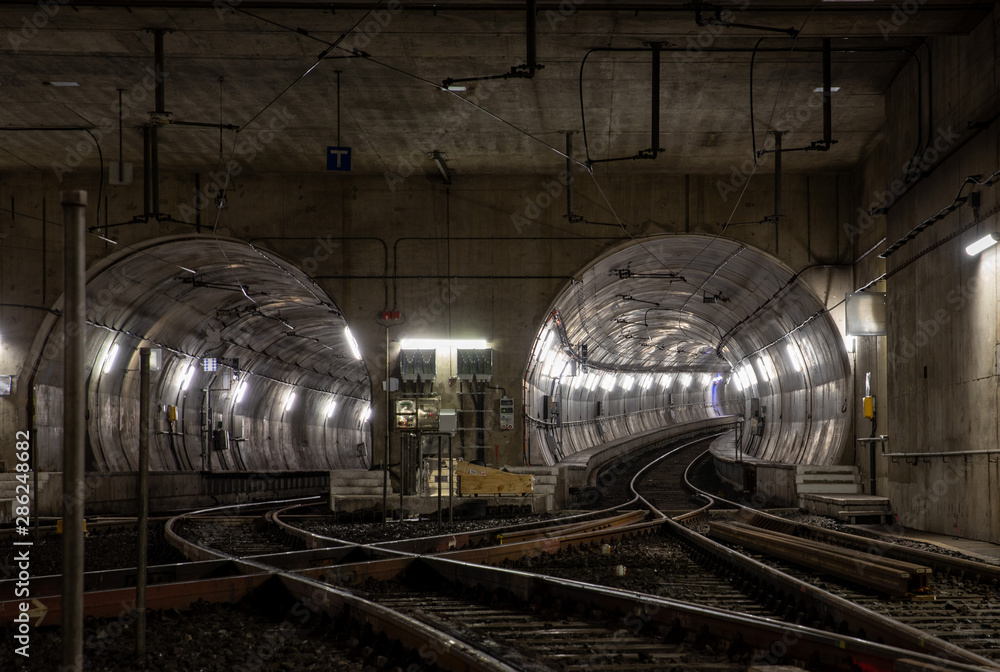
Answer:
[
  {"left": 796, "top": 465, "right": 892, "bottom": 524},
  {"left": 329, "top": 470, "right": 394, "bottom": 513},
  {"left": 507, "top": 465, "right": 558, "bottom": 513}
]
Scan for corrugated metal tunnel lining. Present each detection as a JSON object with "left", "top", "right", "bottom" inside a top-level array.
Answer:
[
  {"left": 27, "top": 235, "right": 372, "bottom": 473},
  {"left": 525, "top": 234, "right": 851, "bottom": 466}
]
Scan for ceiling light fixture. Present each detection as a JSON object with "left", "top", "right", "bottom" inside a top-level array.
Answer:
[
  {"left": 285, "top": 392, "right": 296, "bottom": 412},
  {"left": 966, "top": 232, "right": 999, "bottom": 256},
  {"left": 180, "top": 365, "right": 196, "bottom": 391},
  {"left": 813, "top": 86, "right": 840, "bottom": 92},
  {"left": 101, "top": 343, "right": 120, "bottom": 373},
  {"left": 345, "top": 326, "right": 363, "bottom": 360},
  {"left": 400, "top": 338, "right": 489, "bottom": 350},
  {"left": 45, "top": 81, "right": 79, "bottom": 87},
  {"left": 757, "top": 357, "right": 771, "bottom": 382},
  {"left": 326, "top": 399, "right": 337, "bottom": 418},
  {"left": 234, "top": 381, "right": 248, "bottom": 404}
]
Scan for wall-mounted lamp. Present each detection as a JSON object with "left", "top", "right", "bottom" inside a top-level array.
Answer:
[
  {"left": 966, "top": 232, "right": 999, "bottom": 256},
  {"left": 284, "top": 392, "right": 296, "bottom": 412},
  {"left": 326, "top": 399, "right": 337, "bottom": 418},
  {"left": 234, "top": 381, "right": 248, "bottom": 404},
  {"left": 101, "top": 343, "right": 120, "bottom": 373},
  {"left": 180, "top": 365, "right": 195, "bottom": 391},
  {"left": 344, "top": 326, "right": 362, "bottom": 360}
]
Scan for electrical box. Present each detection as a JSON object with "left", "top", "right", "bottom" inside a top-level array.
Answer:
[
  {"left": 399, "top": 349, "right": 436, "bottom": 381},
  {"left": 166, "top": 405, "right": 178, "bottom": 422},
  {"left": 457, "top": 348, "right": 493, "bottom": 380},
  {"left": 439, "top": 408, "right": 457, "bottom": 433},
  {"left": 863, "top": 395, "right": 875, "bottom": 419},
  {"left": 232, "top": 414, "right": 245, "bottom": 440},
  {"left": 417, "top": 397, "right": 441, "bottom": 431},
  {"left": 395, "top": 399, "right": 417, "bottom": 430},
  {"left": 499, "top": 397, "right": 514, "bottom": 430}
]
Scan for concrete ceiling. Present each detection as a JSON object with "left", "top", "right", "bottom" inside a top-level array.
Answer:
[{"left": 0, "top": 1, "right": 990, "bottom": 176}]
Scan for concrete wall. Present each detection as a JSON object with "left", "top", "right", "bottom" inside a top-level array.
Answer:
[
  {"left": 850, "top": 6, "right": 1000, "bottom": 541},
  {"left": 0, "top": 169, "right": 852, "bottom": 479}
]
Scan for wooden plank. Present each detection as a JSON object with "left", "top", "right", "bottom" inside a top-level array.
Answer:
[{"left": 457, "top": 461, "right": 533, "bottom": 496}]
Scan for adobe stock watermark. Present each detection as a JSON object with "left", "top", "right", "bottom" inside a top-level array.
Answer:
[
  {"left": 887, "top": 274, "right": 980, "bottom": 368},
  {"left": 715, "top": 92, "right": 826, "bottom": 203},
  {"left": 511, "top": 170, "right": 575, "bottom": 233},
  {"left": 545, "top": 0, "right": 587, "bottom": 29},
  {"left": 51, "top": 67, "right": 169, "bottom": 183},
  {"left": 843, "top": 125, "right": 961, "bottom": 244},
  {"left": 383, "top": 78, "right": 503, "bottom": 192},
  {"left": 877, "top": 0, "right": 928, "bottom": 40},
  {"left": 6, "top": 0, "right": 71, "bottom": 54},
  {"left": 178, "top": 106, "right": 296, "bottom": 224},
  {"left": 672, "top": 1, "right": 752, "bottom": 68}
]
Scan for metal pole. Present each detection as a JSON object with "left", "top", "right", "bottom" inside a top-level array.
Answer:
[
  {"left": 382, "top": 328, "right": 389, "bottom": 528},
  {"left": 773, "top": 131, "right": 783, "bottom": 221},
  {"left": 399, "top": 435, "right": 405, "bottom": 522},
  {"left": 150, "top": 125, "right": 159, "bottom": 218},
  {"left": 436, "top": 435, "right": 442, "bottom": 531},
  {"left": 336, "top": 71, "right": 342, "bottom": 147},
  {"left": 822, "top": 37, "right": 832, "bottom": 147},
  {"left": 448, "top": 435, "right": 453, "bottom": 524},
  {"left": 869, "top": 440, "right": 877, "bottom": 496},
  {"left": 61, "top": 189, "right": 87, "bottom": 672},
  {"left": 564, "top": 131, "right": 574, "bottom": 218},
  {"left": 136, "top": 348, "right": 151, "bottom": 663},
  {"left": 526, "top": 0, "right": 537, "bottom": 72},
  {"left": 142, "top": 126, "right": 152, "bottom": 218},
  {"left": 153, "top": 30, "right": 165, "bottom": 115},
  {"left": 651, "top": 42, "right": 661, "bottom": 157}
]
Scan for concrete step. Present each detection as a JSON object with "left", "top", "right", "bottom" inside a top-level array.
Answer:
[
  {"left": 838, "top": 508, "right": 892, "bottom": 516},
  {"left": 330, "top": 469, "right": 382, "bottom": 481},
  {"left": 795, "top": 465, "right": 859, "bottom": 475},
  {"left": 795, "top": 474, "right": 860, "bottom": 484},
  {"left": 330, "top": 485, "right": 395, "bottom": 496},
  {"left": 796, "top": 483, "right": 861, "bottom": 494}
]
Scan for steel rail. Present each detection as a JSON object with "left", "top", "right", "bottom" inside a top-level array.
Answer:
[{"left": 662, "top": 449, "right": 1000, "bottom": 668}]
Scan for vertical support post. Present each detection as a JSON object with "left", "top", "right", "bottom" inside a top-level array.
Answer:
[
  {"left": 150, "top": 29, "right": 165, "bottom": 218},
  {"left": 336, "top": 71, "right": 342, "bottom": 147},
  {"left": 61, "top": 189, "right": 87, "bottom": 672},
  {"left": 564, "top": 131, "right": 574, "bottom": 218},
  {"left": 382, "top": 327, "right": 389, "bottom": 528},
  {"left": 651, "top": 42, "right": 661, "bottom": 157},
  {"left": 153, "top": 30, "right": 165, "bottom": 115},
  {"left": 448, "top": 435, "right": 453, "bottom": 524},
  {"left": 142, "top": 126, "right": 152, "bottom": 219},
  {"left": 399, "top": 435, "right": 405, "bottom": 522},
  {"left": 136, "top": 348, "right": 151, "bottom": 663},
  {"left": 773, "top": 131, "right": 783, "bottom": 222},
  {"left": 436, "top": 435, "right": 442, "bottom": 531},
  {"left": 822, "top": 37, "right": 832, "bottom": 148},
  {"left": 150, "top": 125, "right": 159, "bottom": 218},
  {"left": 869, "top": 440, "right": 877, "bottom": 496},
  {"left": 526, "top": 0, "right": 537, "bottom": 73}
]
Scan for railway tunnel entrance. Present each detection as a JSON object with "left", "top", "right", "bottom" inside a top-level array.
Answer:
[
  {"left": 20, "top": 235, "right": 372, "bottom": 486},
  {"left": 523, "top": 234, "right": 852, "bottom": 470}
]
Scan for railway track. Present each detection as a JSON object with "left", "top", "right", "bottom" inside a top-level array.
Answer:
[{"left": 7, "top": 431, "right": 1000, "bottom": 671}]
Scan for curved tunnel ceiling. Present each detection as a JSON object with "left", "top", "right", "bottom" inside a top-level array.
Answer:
[
  {"left": 29, "top": 235, "right": 371, "bottom": 472},
  {"left": 526, "top": 234, "right": 851, "bottom": 466}
]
